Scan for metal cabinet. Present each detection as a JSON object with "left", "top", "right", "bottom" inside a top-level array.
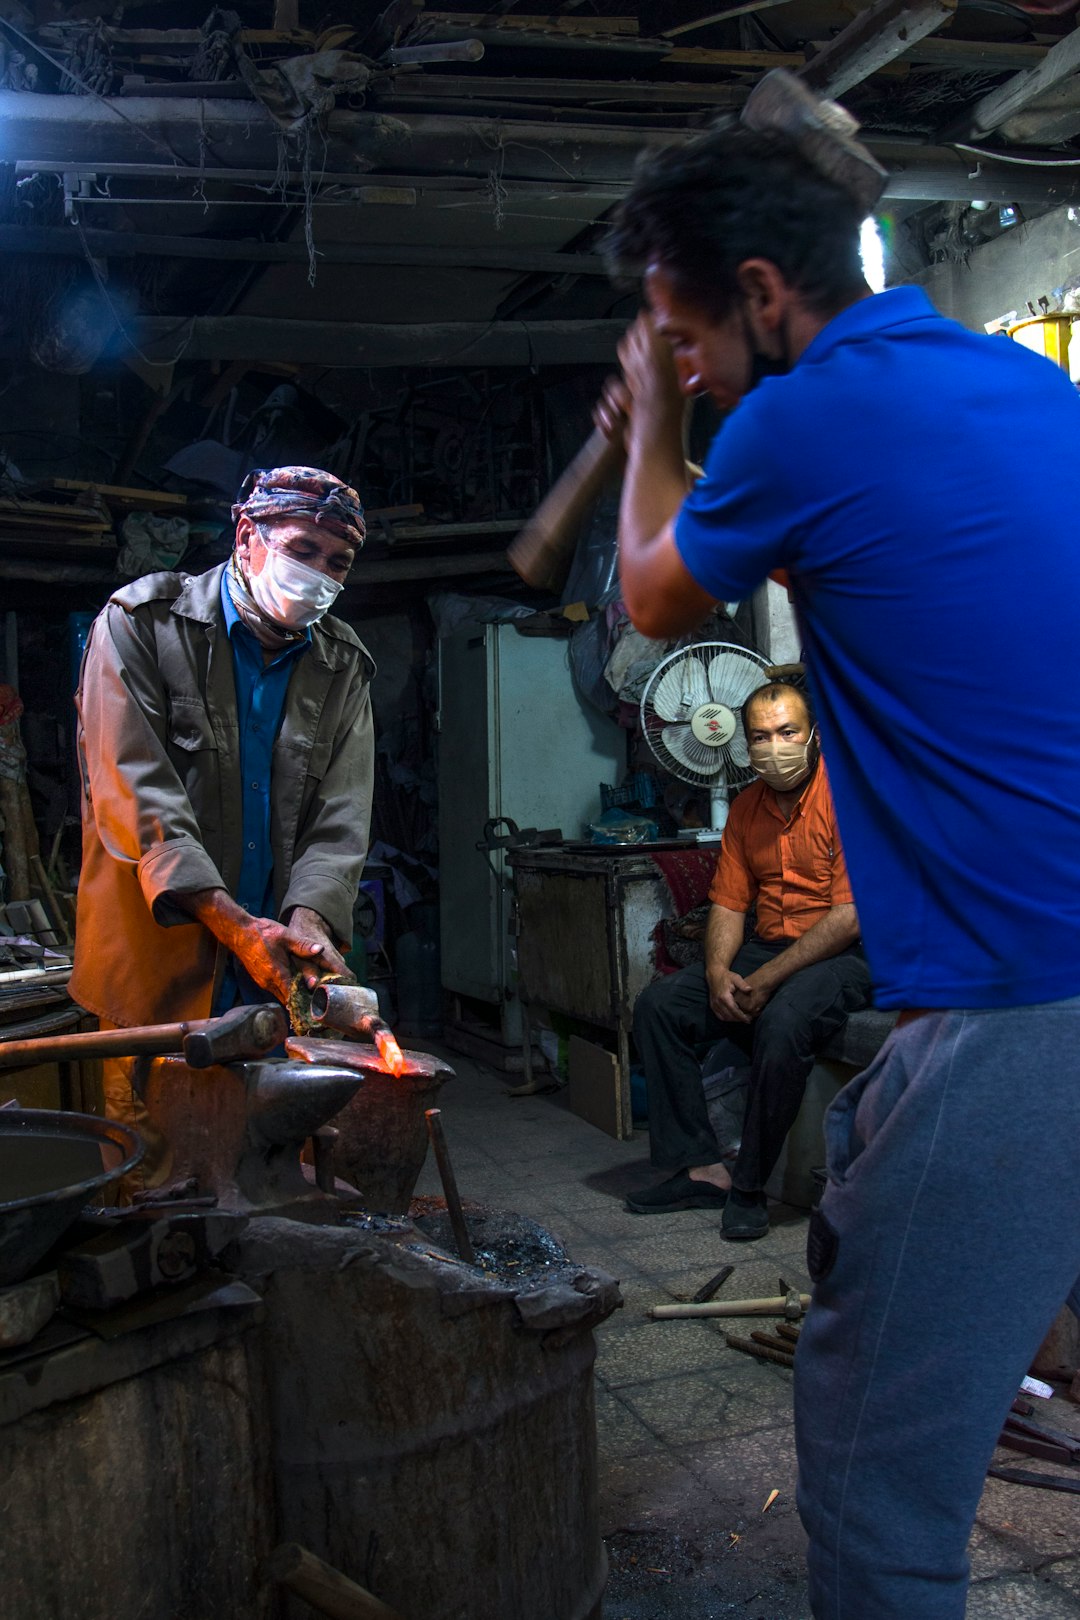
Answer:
[
  {"left": 436, "top": 624, "right": 624, "bottom": 1051},
  {"left": 508, "top": 848, "right": 673, "bottom": 1138}
]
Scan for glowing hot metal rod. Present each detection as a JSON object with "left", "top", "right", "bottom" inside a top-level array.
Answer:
[{"left": 308, "top": 982, "right": 406, "bottom": 1076}]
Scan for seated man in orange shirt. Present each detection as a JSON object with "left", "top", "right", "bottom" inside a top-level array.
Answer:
[{"left": 629, "top": 681, "right": 871, "bottom": 1240}]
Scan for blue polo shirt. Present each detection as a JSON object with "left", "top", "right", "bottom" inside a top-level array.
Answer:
[
  {"left": 215, "top": 571, "right": 309, "bottom": 1011},
  {"left": 675, "top": 287, "right": 1080, "bottom": 1010}
]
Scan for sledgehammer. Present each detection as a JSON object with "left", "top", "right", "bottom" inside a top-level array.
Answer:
[
  {"left": 0, "top": 1001, "right": 288, "bottom": 1071},
  {"left": 507, "top": 69, "right": 887, "bottom": 597}
]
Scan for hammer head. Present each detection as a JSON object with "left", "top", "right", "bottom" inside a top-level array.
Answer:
[
  {"left": 741, "top": 69, "right": 887, "bottom": 216},
  {"left": 309, "top": 981, "right": 380, "bottom": 1034},
  {"left": 181, "top": 1003, "right": 287, "bottom": 1069}
]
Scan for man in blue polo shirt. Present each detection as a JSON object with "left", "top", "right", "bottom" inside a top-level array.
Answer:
[{"left": 597, "top": 127, "right": 1080, "bottom": 1619}]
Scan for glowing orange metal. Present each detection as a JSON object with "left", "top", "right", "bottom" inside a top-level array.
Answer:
[{"left": 374, "top": 1025, "right": 406, "bottom": 1077}]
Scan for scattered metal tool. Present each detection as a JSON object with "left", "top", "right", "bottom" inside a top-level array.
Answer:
[
  {"left": 726, "top": 1332, "right": 795, "bottom": 1370},
  {"left": 691, "top": 1263, "right": 734, "bottom": 1305},
  {"left": 998, "top": 1413, "right": 1080, "bottom": 1467},
  {"left": 751, "top": 1329, "right": 798, "bottom": 1357},
  {"left": 988, "top": 1467, "right": 1080, "bottom": 1496},
  {"left": 424, "top": 1107, "right": 476, "bottom": 1266},
  {"left": 775, "top": 1322, "right": 801, "bottom": 1346},
  {"left": 0, "top": 1001, "right": 287, "bottom": 1071}
]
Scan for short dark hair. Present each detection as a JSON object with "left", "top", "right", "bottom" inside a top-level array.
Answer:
[
  {"left": 606, "top": 128, "right": 866, "bottom": 323},
  {"left": 743, "top": 681, "right": 814, "bottom": 737}
]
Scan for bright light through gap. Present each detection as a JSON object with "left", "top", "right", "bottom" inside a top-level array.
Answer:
[{"left": 860, "top": 217, "right": 886, "bottom": 294}]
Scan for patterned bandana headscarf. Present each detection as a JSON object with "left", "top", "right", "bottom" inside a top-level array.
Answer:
[
  {"left": 231, "top": 465, "right": 366, "bottom": 547},
  {"left": 229, "top": 465, "right": 365, "bottom": 650}
]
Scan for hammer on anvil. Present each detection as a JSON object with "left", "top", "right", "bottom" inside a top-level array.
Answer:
[
  {"left": 507, "top": 68, "right": 887, "bottom": 594},
  {"left": 0, "top": 1002, "right": 288, "bottom": 1072}
]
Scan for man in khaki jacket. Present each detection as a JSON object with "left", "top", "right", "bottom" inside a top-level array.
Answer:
[{"left": 71, "top": 466, "right": 375, "bottom": 1177}]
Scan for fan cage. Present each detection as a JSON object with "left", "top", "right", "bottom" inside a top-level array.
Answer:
[{"left": 640, "top": 641, "right": 772, "bottom": 789}]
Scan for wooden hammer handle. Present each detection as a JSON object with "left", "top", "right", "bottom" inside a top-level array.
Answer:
[
  {"left": 507, "top": 426, "right": 626, "bottom": 593},
  {"left": 267, "top": 1543, "right": 406, "bottom": 1620}
]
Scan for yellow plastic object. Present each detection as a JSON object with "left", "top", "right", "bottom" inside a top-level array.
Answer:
[{"left": 1008, "top": 314, "right": 1074, "bottom": 373}]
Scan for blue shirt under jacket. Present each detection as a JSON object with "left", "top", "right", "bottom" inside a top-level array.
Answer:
[
  {"left": 215, "top": 569, "right": 309, "bottom": 1012},
  {"left": 675, "top": 287, "right": 1080, "bottom": 1010}
]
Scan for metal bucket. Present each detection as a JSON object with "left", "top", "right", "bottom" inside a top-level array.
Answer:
[
  {"left": 235, "top": 1205, "right": 619, "bottom": 1620},
  {"left": 0, "top": 1109, "right": 143, "bottom": 1286}
]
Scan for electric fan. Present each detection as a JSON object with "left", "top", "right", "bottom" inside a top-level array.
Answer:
[{"left": 640, "top": 641, "right": 772, "bottom": 833}]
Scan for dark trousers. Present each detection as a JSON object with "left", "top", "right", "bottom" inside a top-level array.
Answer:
[{"left": 632, "top": 936, "right": 872, "bottom": 1195}]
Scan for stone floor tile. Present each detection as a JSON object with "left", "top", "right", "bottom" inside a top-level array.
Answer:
[
  {"left": 978, "top": 1467, "right": 1080, "bottom": 1559},
  {"left": 965, "top": 1574, "right": 1080, "bottom": 1617},
  {"left": 1044, "top": 1560, "right": 1080, "bottom": 1601},
  {"left": 617, "top": 1372, "right": 789, "bottom": 1452},
  {"left": 596, "top": 1319, "right": 729, "bottom": 1388},
  {"left": 600, "top": 1449, "right": 723, "bottom": 1534},
  {"left": 595, "top": 1387, "right": 670, "bottom": 1461}
]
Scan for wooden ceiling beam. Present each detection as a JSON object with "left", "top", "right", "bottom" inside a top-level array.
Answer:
[
  {"left": 0, "top": 225, "right": 610, "bottom": 274},
  {"left": 800, "top": 0, "right": 958, "bottom": 99},
  {"left": 965, "top": 24, "right": 1080, "bottom": 139},
  {"left": 129, "top": 317, "right": 627, "bottom": 366}
]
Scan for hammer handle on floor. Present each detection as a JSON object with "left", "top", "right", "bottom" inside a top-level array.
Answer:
[{"left": 648, "top": 1294, "right": 811, "bottom": 1320}]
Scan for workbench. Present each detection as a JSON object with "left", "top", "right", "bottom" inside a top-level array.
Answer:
[{"left": 508, "top": 846, "right": 675, "bottom": 1139}]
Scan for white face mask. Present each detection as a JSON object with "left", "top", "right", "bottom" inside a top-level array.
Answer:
[
  {"left": 248, "top": 544, "right": 343, "bottom": 629},
  {"left": 749, "top": 728, "right": 816, "bottom": 792}
]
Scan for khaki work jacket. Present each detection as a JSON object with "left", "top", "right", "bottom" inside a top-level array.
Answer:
[{"left": 70, "top": 562, "right": 375, "bottom": 1027}]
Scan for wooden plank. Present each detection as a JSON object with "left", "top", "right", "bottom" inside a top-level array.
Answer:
[
  {"left": 568, "top": 1034, "right": 628, "bottom": 1141},
  {"left": 968, "top": 25, "right": 1080, "bottom": 136},
  {"left": 667, "top": 45, "right": 803, "bottom": 69},
  {"left": 800, "top": 0, "right": 957, "bottom": 98},
  {"left": 902, "top": 36, "right": 1046, "bottom": 71},
  {"left": 379, "top": 72, "right": 747, "bottom": 107},
  {"left": 49, "top": 480, "right": 189, "bottom": 508},
  {"left": 418, "top": 13, "right": 639, "bottom": 35}
]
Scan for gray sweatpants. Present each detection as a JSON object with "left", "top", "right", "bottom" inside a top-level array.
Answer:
[{"left": 795, "top": 997, "right": 1080, "bottom": 1619}]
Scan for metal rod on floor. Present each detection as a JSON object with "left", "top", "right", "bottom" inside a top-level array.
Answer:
[{"left": 424, "top": 1108, "right": 477, "bottom": 1266}]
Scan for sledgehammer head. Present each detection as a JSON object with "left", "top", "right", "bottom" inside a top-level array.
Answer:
[{"left": 740, "top": 69, "right": 887, "bottom": 215}]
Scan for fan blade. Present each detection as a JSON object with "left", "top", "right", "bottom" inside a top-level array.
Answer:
[
  {"left": 653, "top": 657, "right": 710, "bottom": 723},
  {"left": 708, "top": 652, "right": 767, "bottom": 709},
  {"left": 726, "top": 723, "right": 750, "bottom": 769},
  {"left": 663, "top": 724, "right": 722, "bottom": 778}
]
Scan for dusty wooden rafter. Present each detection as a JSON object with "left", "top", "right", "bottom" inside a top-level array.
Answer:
[
  {"left": 127, "top": 317, "right": 628, "bottom": 366},
  {"left": 799, "top": 0, "right": 958, "bottom": 99},
  {"left": 0, "top": 225, "right": 610, "bottom": 273},
  {"left": 965, "top": 24, "right": 1080, "bottom": 141}
]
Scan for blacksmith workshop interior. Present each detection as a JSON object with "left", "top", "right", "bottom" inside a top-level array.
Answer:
[{"left": 1, "top": 2, "right": 1080, "bottom": 1617}]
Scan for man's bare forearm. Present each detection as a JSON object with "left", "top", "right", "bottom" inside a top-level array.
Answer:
[
  {"left": 176, "top": 886, "right": 253, "bottom": 949},
  {"left": 705, "top": 905, "right": 748, "bottom": 974},
  {"left": 622, "top": 410, "right": 689, "bottom": 555},
  {"left": 749, "top": 904, "right": 861, "bottom": 995}
]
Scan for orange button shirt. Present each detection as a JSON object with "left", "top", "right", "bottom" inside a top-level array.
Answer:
[{"left": 708, "top": 763, "right": 853, "bottom": 942}]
